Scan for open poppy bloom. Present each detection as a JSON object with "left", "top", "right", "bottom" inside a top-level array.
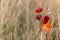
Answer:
[
  {"left": 41, "top": 23, "right": 53, "bottom": 32},
  {"left": 36, "top": 15, "right": 42, "bottom": 21},
  {"left": 35, "top": 7, "right": 43, "bottom": 13},
  {"left": 43, "top": 16, "right": 50, "bottom": 24}
]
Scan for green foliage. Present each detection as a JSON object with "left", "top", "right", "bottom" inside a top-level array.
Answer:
[
  {"left": 17, "top": 10, "right": 26, "bottom": 40},
  {"left": 4, "top": 36, "right": 8, "bottom": 40}
]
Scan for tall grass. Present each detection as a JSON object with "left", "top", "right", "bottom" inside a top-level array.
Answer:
[{"left": 0, "top": 0, "right": 60, "bottom": 40}]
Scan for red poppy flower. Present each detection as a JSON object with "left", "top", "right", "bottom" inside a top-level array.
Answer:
[
  {"left": 35, "top": 7, "right": 43, "bottom": 13},
  {"left": 36, "top": 15, "right": 42, "bottom": 21},
  {"left": 43, "top": 16, "right": 50, "bottom": 24}
]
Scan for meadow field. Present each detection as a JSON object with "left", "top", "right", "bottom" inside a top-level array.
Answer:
[{"left": 0, "top": 0, "right": 60, "bottom": 40}]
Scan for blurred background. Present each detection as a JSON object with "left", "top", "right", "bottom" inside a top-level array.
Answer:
[{"left": 0, "top": 0, "right": 60, "bottom": 40}]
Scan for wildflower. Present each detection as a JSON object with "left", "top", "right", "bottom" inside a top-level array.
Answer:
[
  {"left": 43, "top": 16, "right": 50, "bottom": 24},
  {"left": 36, "top": 15, "right": 42, "bottom": 21},
  {"left": 42, "top": 23, "right": 53, "bottom": 32},
  {"left": 35, "top": 7, "right": 43, "bottom": 13}
]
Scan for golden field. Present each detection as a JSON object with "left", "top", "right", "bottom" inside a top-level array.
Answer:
[{"left": 0, "top": 0, "right": 60, "bottom": 40}]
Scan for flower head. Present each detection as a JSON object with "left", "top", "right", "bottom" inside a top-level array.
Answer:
[
  {"left": 36, "top": 15, "right": 42, "bottom": 21},
  {"left": 42, "top": 23, "right": 53, "bottom": 32},
  {"left": 35, "top": 7, "right": 43, "bottom": 13},
  {"left": 43, "top": 16, "right": 50, "bottom": 24}
]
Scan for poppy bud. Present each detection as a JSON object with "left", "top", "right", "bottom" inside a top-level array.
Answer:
[{"left": 36, "top": 15, "right": 42, "bottom": 21}]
